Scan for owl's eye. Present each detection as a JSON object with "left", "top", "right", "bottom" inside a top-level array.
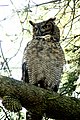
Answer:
[
  {"left": 34, "top": 27, "right": 37, "bottom": 31},
  {"left": 47, "top": 24, "right": 51, "bottom": 28},
  {"left": 42, "top": 24, "right": 51, "bottom": 29},
  {"left": 46, "top": 23, "right": 52, "bottom": 28},
  {"left": 41, "top": 25, "right": 45, "bottom": 29}
]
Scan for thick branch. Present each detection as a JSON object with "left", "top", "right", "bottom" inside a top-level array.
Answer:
[{"left": 0, "top": 75, "right": 80, "bottom": 120}]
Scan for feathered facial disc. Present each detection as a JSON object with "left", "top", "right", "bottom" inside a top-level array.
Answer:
[{"left": 29, "top": 18, "right": 56, "bottom": 37}]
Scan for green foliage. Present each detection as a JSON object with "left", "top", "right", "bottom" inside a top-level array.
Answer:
[
  {"left": 60, "top": 36, "right": 80, "bottom": 96},
  {"left": 60, "top": 71, "right": 78, "bottom": 96}
]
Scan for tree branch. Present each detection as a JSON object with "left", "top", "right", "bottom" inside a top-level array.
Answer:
[
  {"left": 31, "top": 0, "right": 61, "bottom": 8},
  {"left": 0, "top": 75, "right": 80, "bottom": 120}
]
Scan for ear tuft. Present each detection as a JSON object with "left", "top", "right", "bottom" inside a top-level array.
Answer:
[
  {"left": 48, "top": 17, "right": 56, "bottom": 21},
  {"left": 46, "top": 17, "right": 56, "bottom": 24},
  {"left": 29, "top": 21, "right": 35, "bottom": 26}
]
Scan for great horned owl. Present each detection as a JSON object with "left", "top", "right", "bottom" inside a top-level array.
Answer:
[{"left": 22, "top": 18, "right": 65, "bottom": 92}]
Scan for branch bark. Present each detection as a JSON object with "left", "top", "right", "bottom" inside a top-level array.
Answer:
[{"left": 0, "top": 75, "right": 80, "bottom": 120}]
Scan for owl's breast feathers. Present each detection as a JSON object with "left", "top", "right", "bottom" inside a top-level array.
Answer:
[{"left": 22, "top": 35, "right": 65, "bottom": 91}]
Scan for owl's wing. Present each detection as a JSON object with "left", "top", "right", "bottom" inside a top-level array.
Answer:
[
  {"left": 21, "top": 62, "right": 29, "bottom": 83},
  {"left": 21, "top": 42, "right": 30, "bottom": 83}
]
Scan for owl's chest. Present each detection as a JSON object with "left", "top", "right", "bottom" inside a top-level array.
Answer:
[{"left": 26, "top": 38, "right": 61, "bottom": 61}]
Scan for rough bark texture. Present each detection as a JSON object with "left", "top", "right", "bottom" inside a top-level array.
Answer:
[{"left": 0, "top": 75, "right": 80, "bottom": 120}]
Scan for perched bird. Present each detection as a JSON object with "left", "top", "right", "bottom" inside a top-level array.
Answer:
[{"left": 22, "top": 18, "right": 65, "bottom": 92}]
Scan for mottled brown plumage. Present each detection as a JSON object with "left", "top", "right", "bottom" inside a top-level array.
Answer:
[{"left": 22, "top": 18, "right": 65, "bottom": 92}]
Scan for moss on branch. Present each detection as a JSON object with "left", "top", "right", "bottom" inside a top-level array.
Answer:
[{"left": 0, "top": 75, "right": 80, "bottom": 119}]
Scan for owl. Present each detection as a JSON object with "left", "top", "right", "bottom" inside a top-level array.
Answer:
[{"left": 22, "top": 18, "right": 65, "bottom": 92}]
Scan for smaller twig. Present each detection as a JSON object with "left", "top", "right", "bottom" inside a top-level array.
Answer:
[
  {"left": 0, "top": 41, "right": 12, "bottom": 76},
  {"left": 0, "top": 5, "right": 9, "bottom": 7},
  {"left": 31, "top": 0, "right": 61, "bottom": 8},
  {"left": 0, "top": 106, "right": 10, "bottom": 120}
]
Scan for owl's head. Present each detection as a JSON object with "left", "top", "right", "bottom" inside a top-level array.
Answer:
[{"left": 29, "top": 18, "right": 60, "bottom": 42}]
